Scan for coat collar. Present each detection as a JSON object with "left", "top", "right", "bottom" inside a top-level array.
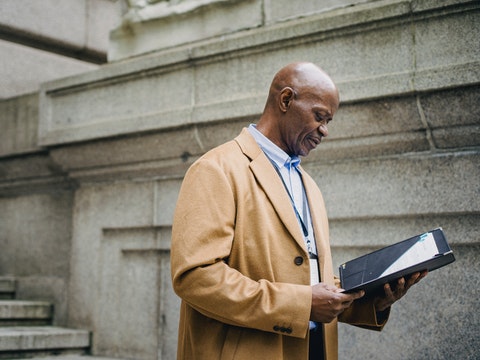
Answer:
[{"left": 235, "top": 128, "right": 308, "bottom": 254}]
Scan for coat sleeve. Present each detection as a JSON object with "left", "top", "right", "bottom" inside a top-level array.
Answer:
[{"left": 170, "top": 157, "right": 312, "bottom": 339}]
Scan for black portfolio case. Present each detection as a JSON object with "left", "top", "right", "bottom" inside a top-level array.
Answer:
[{"left": 339, "top": 228, "right": 455, "bottom": 294}]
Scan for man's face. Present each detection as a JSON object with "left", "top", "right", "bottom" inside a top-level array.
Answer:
[{"left": 282, "top": 87, "right": 339, "bottom": 157}]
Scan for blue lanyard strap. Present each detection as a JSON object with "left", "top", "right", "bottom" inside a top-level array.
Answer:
[{"left": 265, "top": 156, "right": 315, "bottom": 255}]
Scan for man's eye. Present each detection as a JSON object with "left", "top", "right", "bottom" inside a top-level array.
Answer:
[{"left": 316, "top": 115, "right": 328, "bottom": 124}]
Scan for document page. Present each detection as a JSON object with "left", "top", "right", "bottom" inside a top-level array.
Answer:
[
  {"left": 310, "top": 259, "right": 320, "bottom": 284},
  {"left": 380, "top": 232, "right": 439, "bottom": 277}
]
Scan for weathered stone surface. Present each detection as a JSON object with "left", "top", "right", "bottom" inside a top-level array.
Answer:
[
  {"left": 0, "top": 94, "right": 40, "bottom": 157},
  {"left": 0, "top": 279, "right": 15, "bottom": 300},
  {"left": 0, "top": 301, "right": 52, "bottom": 322},
  {"left": 109, "top": 0, "right": 264, "bottom": 61},
  {"left": 28, "top": 356, "right": 126, "bottom": 360},
  {"left": 0, "top": 192, "right": 73, "bottom": 326},
  {"left": 264, "top": 0, "right": 373, "bottom": 23},
  {"left": 67, "top": 181, "right": 179, "bottom": 359},
  {"left": 306, "top": 151, "right": 480, "bottom": 220},
  {"left": 420, "top": 87, "right": 480, "bottom": 149},
  {"left": 0, "top": 1, "right": 478, "bottom": 359},
  {"left": 0, "top": 40, "right": 98, "bottom": 100},
  {"left": 0, "top": 0, "right": 120, "bottom": 56},
  {"left": 329, "top": 213, "right": 480, "bottom": 249},
  {"left": 0, "top": 326, "right": 89, "bottom": 351},
  {"left": 336, "top": 244, "right": 479, "bottom": 360},
  {"left": 67, "top": 181, "right": 156, "bottom": 329},
  {"left": 0, "top": 0, "right": 122, "bottom": 99},
  {"left": 39, "top": 0, "right": 480, "bottom": 147}
]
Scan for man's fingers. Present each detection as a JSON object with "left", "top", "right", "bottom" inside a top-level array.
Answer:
[
  {"left": 351, "top": 290, "right": 365, "bottom": 300},
  {"left": 417, "top": 270, "right": 428, "bottom": 283},
  {"left": 339, "top": 290, "right": 364, "bottom": 308},
  {"left": 384, "top": 283, "right": 394, "bottom": 299},
  {"left": 375, "top": 272, "right": 428, "bottom": 313}
]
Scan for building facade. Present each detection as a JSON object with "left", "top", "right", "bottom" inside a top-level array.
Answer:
[{"left": 0, "top": 0, "right": 479, "bottom": 359}]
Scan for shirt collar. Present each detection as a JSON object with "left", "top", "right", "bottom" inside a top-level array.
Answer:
[{"left": 247, "top": 124, "right": 301, "bottom": 170}]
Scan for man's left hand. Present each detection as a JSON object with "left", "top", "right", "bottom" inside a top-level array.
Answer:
[{"left": 374, "top": 271, "right": 428, "bottom": 312}]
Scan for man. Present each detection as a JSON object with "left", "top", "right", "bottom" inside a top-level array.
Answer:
[{"left": 170, "top": 62, "right": 426, "bottom": 360}]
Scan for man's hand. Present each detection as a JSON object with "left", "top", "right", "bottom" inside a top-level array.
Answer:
[
  {"left": 310, "top": 283, "right": 364, "bottom": 323},
  {"left": 374, "top": 271, "right": 428, "bottom": 312}
]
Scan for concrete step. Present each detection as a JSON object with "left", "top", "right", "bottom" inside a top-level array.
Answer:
[
  {"left": 0, "top": 278, "right": 15, "bottom": 300},
  {"left": 0, "top": 301, "right": 53, "bottom": 326},
  {"left": 0, "top": 326, "right": 90, "bottom": 359},
  {"left": 23, "top": 356, "right": 126, "bottom": 360}
]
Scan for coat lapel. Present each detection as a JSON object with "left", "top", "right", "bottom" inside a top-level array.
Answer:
[
  {"left": 235, "top": 128, "right": 308, "bottom": 253},
  {"left": 301, "top": 168, "right": 334, "bottom": 283}
]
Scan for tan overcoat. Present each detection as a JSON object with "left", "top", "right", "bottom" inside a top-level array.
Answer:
[{"left": 171, "top": 128, "right": 386, "bottom": 360}]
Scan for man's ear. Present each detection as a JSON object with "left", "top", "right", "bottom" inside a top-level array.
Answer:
[{"left": 279, "top": 87, "right": 294, "bottom": 112}]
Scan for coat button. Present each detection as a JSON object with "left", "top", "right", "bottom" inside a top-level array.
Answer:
[{"left": 294, "top": 256, "right": 304, "bottom": 266}]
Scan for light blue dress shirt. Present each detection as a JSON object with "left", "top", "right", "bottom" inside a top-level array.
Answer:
[{"left": 247, "top": 124, "right": 318, "bottom": 260}]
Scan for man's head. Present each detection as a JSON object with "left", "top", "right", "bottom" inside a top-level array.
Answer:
[{"left": 257, "top": 62, "right": 339, "bottom": 157}]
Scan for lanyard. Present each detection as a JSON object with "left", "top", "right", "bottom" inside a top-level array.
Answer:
[{"left": 267, "top": 157, "right": 315, "bottom": 256}]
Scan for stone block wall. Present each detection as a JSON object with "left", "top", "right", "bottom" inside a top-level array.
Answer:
[
  {"left": 0, "top": 0, "right": 479, "bottom": 359},
  {"left": 0, "top": 94, "right": 76, "bottom": 326}
]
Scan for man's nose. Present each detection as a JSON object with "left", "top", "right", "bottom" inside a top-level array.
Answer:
[{"left": 319, "top": 124, "right": 328, "bottom": 137}]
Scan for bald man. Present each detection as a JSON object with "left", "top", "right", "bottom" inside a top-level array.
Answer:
[{"left": 171, "top": 62, "right": 425, "bottom": 360}]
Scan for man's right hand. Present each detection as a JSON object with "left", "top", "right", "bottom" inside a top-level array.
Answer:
[{"left": 310, "top": 283, "right": 365, "bottom": 323}]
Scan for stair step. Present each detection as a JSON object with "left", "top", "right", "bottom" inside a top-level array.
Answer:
[
  {"left": 0, "top": 278, "right": 15, "bottom": 300},
  {"left": 0, "top": 326, "right": 90, "bottom": 358},
  {"left": 0, "top": 301, "right": 52, "bottom": 326},
  {"left": 24, "top": 356, "right": 126, "bottom": 360}
]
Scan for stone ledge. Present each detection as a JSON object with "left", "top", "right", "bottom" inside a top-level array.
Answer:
[
  {"left": 0, "top": 326, "right": 89, "bottom": 351},
  {"left": 38, "top": 0, "right": 480, "bottom": 147},
  {"left": 307, "top": 150, "right": 480, "bottom": 219},
  {"left": 328, "top": 213, "right": 480, "bottom": 247},
  {"left": 35, "top": 82, "right": 479, "bottom": 183},
  {"left": 26, "top": 356, "right": 127, "bottom": 360},
  {"left": 0, "top": 153, "right": 76, "bottom": 197},
  {"left": 0, "top": 94, "right": 40, "bottom": 157},
  {"left": 0, "top": 301, "right": 52, "bottom": 321},
  {"left": 110, "top": 0, "right": 263, "bottom": 61},
  {"left": 38, "top": 61, "right": 480, "bottom": 147},
  {"left": 0, "top": 279, "right": 15, "bottom": 298},
  {"left": 109, "top": 0, "right": 479, "bottom": 61}
]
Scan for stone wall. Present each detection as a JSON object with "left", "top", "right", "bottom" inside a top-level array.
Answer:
[
  {"left": 0, "top": 0, "right": 121, "bottom": 99},
  {"left": 0, "top": 93, "right": 76, "bottom": 326},
  {"left": 0, "top": 0, "right": 479, "bottom": 359}
]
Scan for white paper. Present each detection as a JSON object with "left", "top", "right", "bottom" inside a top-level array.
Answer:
[
  {"left": 309, "top": 259, "right": 320, "bottom": 284},
  {"left": 380, "top": 232, "right": 439, "bottom": 277}
]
